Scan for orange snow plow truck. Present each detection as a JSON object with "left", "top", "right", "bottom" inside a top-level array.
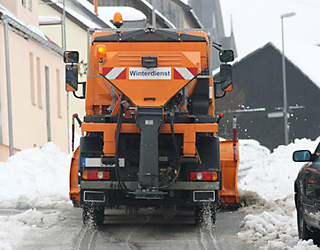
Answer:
[{"left": 64, "top": 16, "right": 239, "bottom": 226}]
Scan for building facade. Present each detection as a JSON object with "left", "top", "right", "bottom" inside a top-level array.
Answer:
[
  {"left": 0, "top": 0, "right": 68, "bottom": 161},
  {"left": 215, "top": 43, "right": 320, "bottom": 150}
]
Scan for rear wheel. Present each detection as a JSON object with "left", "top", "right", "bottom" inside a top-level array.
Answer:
[
  {"left": 297, "top": 203, "right": 313, "bottom": 240},
  {"left": 83, "top": 203, "right": 104, "bottom": 226},
  {"left": 194, "top": 203, "right": 216, "bottom": 227}
]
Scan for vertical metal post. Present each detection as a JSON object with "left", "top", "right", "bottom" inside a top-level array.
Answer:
[
  {"left": 3, "top": 17, "right": 14, "bottom": 156},
  {"left": 45, "top": 66, "right": 51, "bottom": 142},
  {"left": 62, "top": 0, "right": 66, "bottom": 50},
  {"left": 152, "top": 0, "right": 156, "bottom": 28},
  {"left": 280, "top": 12, "right": 295, "bottom": 145}
]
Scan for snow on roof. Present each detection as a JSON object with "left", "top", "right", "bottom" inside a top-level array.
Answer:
[
  {"left": 76, "top": 0, "right": 115, "bottom": 28},
  {"left": 229, "top": 40, "right": 320, "bottom": 90},
  {"left": 98, "top": 6, "right": 146, "bottom": 22},
  {"left": 0, "top": 3, "right": 48, "bottom": 41},
  {"left": 51, "top": 1, "right": 102, "bottom": 29},
  {"left": 275, "top": 40, "right": 320, "bottom": 90},
  {"left": 39, "top": 16, "right": 61, "bottom": 25},
  {"left": 140, "top": 0, "right": 176, "bottom": 28}
]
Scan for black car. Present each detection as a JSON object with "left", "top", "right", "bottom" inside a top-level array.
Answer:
[{"left": 293, "top": 142, "right": 320, "bottom": 245}]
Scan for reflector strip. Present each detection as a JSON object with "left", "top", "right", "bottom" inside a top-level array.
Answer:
[
  {"left": 103, "top": 67, "right": 126, "bottom": 79},
  {"left": 174, "top": 67, "right": 197, "bottom": 80}
]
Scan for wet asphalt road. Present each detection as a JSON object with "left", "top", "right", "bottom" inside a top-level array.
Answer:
[{"left": 17, "top": 207, "right": 255, "bottom": 250}]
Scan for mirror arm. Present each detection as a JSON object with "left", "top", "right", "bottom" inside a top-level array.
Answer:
[
  {"left": 212, "top": 42, "right": 223, "bottom": 52},
  {"left": 214, "top": 81, "right": 227, "bottom": 99},
  {"left": 72, "top": 81, "right": 86, "bottom": 99}
]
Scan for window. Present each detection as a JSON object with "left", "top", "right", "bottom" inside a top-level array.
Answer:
[
  {"left": 56, "top": 69, "right": 62, "bottom": 118},
  {"left": 37, "top": 57, "right": 42, "bottom": 108},
  {"left": 28, "top": 0, "right": 32, "bottom": 11},
  {"left": 22, "top": 0, "right": 26, "bottom": 7},
  {"left": 29, "top": 52, "right": 35, "bottom": 105}
]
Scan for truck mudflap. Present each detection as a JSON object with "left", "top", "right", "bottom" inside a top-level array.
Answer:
[
  {"left": 219, "top": 140, "right": 240, "bottom": 207},
  {"left": 69, "top": 146, "right": 80, "bottom": 206}
]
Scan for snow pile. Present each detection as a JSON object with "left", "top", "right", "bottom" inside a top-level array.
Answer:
[
  {"left": 0, "top": 142, "right": 71, "bottom": 209},
  {"left": 238, "top": 137, "right": 320, "bottom": 249},
  {"left": 0, "top": 209, "right": 64, "bottom": 249},
  {"left": 98, "top": 6, "right": 146, "bottom": 21}
]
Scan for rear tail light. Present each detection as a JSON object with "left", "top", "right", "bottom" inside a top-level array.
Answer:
[
  {"left": 82, "top": 170, "right": 110, "bottom": 180},
  {"left": 189, "top": 171, "right": 218, "bottom": 181}
]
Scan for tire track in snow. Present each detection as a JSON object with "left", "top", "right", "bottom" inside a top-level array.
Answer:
[
  {"left": 74, "top": 226, "right": 98, "bottom": 250},
  {"left": 125, "top": 215, "right": 151, "bottom": 250}
]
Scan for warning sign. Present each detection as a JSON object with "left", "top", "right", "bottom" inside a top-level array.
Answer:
[{"left": 128, "top": 67, "right": 171, "bottom": 80}]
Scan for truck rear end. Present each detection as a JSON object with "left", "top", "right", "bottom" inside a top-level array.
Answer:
[{"left": 65, "top": 23, "right": 238, "bottom": 226}]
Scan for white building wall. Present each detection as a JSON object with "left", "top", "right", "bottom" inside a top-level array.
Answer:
[
  {"left": 38, "top": 3, "right": 88, "bottom": 134},
  {"left": 0, "top": 17, "right": 68, "bottom": 161}
]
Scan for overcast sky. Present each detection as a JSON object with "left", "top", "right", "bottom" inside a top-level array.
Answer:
[{"left": 219, "top": 0, "right": 320, "bottom": 57}]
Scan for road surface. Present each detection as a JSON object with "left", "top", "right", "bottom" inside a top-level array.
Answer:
[{"left": 15, "top": 206, "right": 255, "bottom": 250}]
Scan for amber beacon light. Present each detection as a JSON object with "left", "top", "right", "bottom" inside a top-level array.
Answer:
[
  {"left": 113, "top": 12, "right": 123, "bottom": 28},
  {"left": 95, "top": 45, "right": 107, "bottom": 59}
]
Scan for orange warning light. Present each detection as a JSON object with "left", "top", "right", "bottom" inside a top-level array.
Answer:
[
  {"left": 95, "top": 45, "right": 107, "bottom": 59},
  {"left": 113, "top": 12, "right": 123, "bottom": 28}
]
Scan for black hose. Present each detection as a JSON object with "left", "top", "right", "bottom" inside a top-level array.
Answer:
[{"left": 154, "top": 114, "right": 181, "bottom": 190}]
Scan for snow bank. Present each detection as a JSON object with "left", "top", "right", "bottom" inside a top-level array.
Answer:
[
  {"left": 0, "top": 209, "right": 65, "bottom": 250},
  {"left": 238, "top": 137, "right": 320, "bottom": 249},
  {"left": 0, "top": 142, "right": 72, "bottom": 209}
]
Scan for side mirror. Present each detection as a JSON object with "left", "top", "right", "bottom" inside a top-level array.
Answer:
[
  {"left": 219, "top": 50, "right": 234, "bottom": 63},
  {"left": 293, "top": 150, "right": 312, "bottom": 162},
  {"left": 64, "top": 51, "right": 79, "bottom": 63},
  {"left": 66, "top": 64, "right": 78, "bottom": 91},
  {"left": 220, "top": 64, "right": 232, "bottom": 91}
]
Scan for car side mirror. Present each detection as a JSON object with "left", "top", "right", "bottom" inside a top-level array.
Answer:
[
  {"left": 293, "top": 150, "right": 312, "bottom": 162},
  {"left": 219, "top": 50, "right": 234, "bottom": 63},
  {"left": 220, "top": 64, "right": 232, "bottom": 91},
  {"left": 64, "top": 51, "right": 79, "bottom": 63},
  {"left": 66, "top": 64, "right": 78, "bottom": 91}
]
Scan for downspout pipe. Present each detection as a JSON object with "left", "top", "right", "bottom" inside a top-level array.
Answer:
[{"left": 2, "top": 15, "right": 14, "bottom": 156}]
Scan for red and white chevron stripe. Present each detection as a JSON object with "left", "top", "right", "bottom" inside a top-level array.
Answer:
[
  {"left": 102, "top": 67, "right": 126, "bottom": 79},
  {"left": 174, "top": 67, "right": 198, "bottom": 80}
]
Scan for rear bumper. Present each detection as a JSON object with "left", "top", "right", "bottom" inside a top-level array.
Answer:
[
  {"left": 80, "top": 181, "right": 220, "bottom": 206},
  {"left": 80, "top": 180, "right": 220, "bottom": 190}
]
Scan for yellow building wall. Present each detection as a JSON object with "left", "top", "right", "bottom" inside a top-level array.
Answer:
[
  {"left": 0, "top": 21, "right": 68, "bottom": 161},
  {"left": 38, "top": 2, "right": 87, "bottom": 134}
]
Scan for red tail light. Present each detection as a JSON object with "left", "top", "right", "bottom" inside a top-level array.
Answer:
[
  {"left": 189, "top": 171, "right": 218, "bottom": 181},
  {"left": 82, "top": 170, "right": 110, "bottom": 180}
]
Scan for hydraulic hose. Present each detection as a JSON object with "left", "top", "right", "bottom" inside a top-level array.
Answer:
[{"left": 155, "top": 114, "right": 181, "bottom": 190}]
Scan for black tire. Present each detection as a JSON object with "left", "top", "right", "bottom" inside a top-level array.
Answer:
[
  {"left": 297, "top": 203, "right": 313, "bottom": 241},
  {"left": 83, "top": 203, "right": 105, "bottom": 226},
  {"left": 194, "top": 203, "right": 216, "bottom": 226}
]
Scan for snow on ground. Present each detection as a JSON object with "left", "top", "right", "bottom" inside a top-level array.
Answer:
[
  {"left": 0, "top": 142, "right": 71, "bottom": 209},
  {"left": 0, "top": 143, "right": 72, "bottom": 249},
  {"left": 238, "top": 137, "right": 320, "bottom": 249},
  {"left": 1, "top": 138, "right": 320, "bottom": 249}
]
